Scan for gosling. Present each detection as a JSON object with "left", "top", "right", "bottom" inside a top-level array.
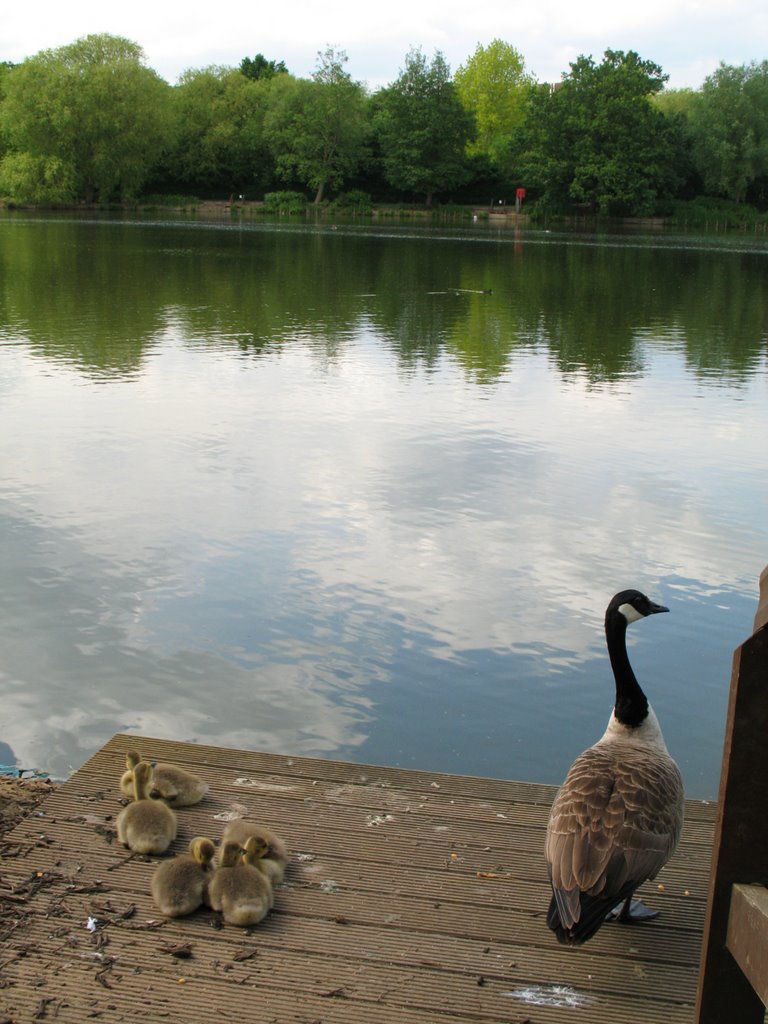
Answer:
[
  {"left": 116, "top": 761, "right": 177, "bottom": 854},
  {"left": 208, "top": 840, "right": 274, "bottom": 927},
  {"left": 151, "top": 837, "right": 216, "bottom": 917},
  {"left": 221, "top": 820, "right": 289, "bottom": 884},
  {"left": 119, "top": 749, "right": 208, "bottom": 807}
]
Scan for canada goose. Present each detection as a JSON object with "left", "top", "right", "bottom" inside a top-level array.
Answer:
[
  {"left": 207, "top": 840, "right": 274, "bottom": 927},
  {"left": 119, "top": 749, "right": 208, "bottom": 806},
  {"left": 116, "top": 761, "right": 178, "bottom": 854},
  {"left": 545, "top": 589, "right": 684, "bottom": 945},
  {"left": 150, "top": 836, "right": 216, "bottom": 917},
  {"left": 221, "top": 820, "right": 289, "bottom": 884}
]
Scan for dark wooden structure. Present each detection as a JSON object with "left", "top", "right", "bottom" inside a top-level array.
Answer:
[
  {"left": 1, "top": 734, "right": 715, "bottom": 1023},
  {"left": 695, "top": 565, "right": 768, "bottom": 1022}
]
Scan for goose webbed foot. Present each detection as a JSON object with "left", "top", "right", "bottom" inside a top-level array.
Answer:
[{"left": 606, "top": 896, "right": 660, "bottom": 924}]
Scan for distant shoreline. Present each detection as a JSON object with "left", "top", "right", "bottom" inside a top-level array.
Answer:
[{"left": 3, "top": 198, "right": 766, "bottom": 233}]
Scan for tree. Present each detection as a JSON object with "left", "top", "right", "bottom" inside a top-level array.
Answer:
[
  {"left": 263, "top": 48, "right": 368, "bottom": 203},
  {"left": 653, "top": 87, "right": 696, "bottom": 118},
  {"left": 0, "top": 61, "right": 16, "bottom": 161},
  {"left": 0, "top": 60, "right": 15, "bottom": 99},
  {"left": 0, "top": 152, "right": 75, "bottom": 203},
  {"left": 454, "top": 39, "right": 534, "bottom": 168},
  {"left": 688, "top": 61, "right": 768, "bottom": 202},
  {"left": 651, "top": 89, "right": 699, "bottom": 200},
  {"left": 169, "top": 66, "right": 275, "bottom": 195},
  {"left": 240, "top": 54, "right": 288, "bottom": 80},
  {"left": 0, "top": 34, "right": 171, "bottom": 203},
  {"left": 373, "top": 49, "right": 474, "bottom": 205},
  {"left": 517, "top": 50, "right": 681, "bottom": 215}
]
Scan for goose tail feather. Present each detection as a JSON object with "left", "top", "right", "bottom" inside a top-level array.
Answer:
[{"left": 546, "top": 883, "right": 637, "bottom": 945}]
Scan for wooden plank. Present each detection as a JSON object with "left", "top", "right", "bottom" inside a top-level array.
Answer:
[
  {"left": 695, "top": 614, "right": 768, "bottom": 1023},
  {"left": 755, "top": 564, "right": 768, "bottom": 631},
  {"left": 0, "top": 733, "right": 715, "bottom": 1024},
  {"left": 100, "top": 737, "right": 718, "bottom": 823},
  {"left": 726, "top": 884, "right": 768, "bottom": 1007}
]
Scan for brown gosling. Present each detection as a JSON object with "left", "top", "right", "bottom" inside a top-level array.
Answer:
[
  {"left": 221, "top": 820, "right": 289, "bottom": 884},
  {"left": 119, "top": 749, "right": 208, "bottom": 806},
  {"left": 207, "top": 840, "right": 274, "bottom": 927},
  {"left": 116, "top": 761, "right": 177, "bottom": 854},
  {"left": 150, "top": 837, "right": 216, "bottom": 917}
]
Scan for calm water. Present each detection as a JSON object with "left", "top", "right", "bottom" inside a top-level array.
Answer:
[{"left": 1, "top": 213, "right": 767, "bottom": 797}]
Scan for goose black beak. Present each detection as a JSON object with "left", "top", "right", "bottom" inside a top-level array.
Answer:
[{"left": 648, "top": 601, "right": 669, "bottom": 615}]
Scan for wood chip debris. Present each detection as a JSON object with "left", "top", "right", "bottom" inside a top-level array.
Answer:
[{"left": 159, "top": 942, "right": 194, "bottom": 959}]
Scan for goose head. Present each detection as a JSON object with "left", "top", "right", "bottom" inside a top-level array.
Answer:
[
  {"left": 190, "top": 837, "right": 216, "bottom": 866},
  {"left": 607, "top": 589, "right": 669, "bottom": 627},
  {"left": 242, "top": 836, "right": 270, "bottom": 864},
  {"left": 132, "top": 760, "right": 155, "bottom": 801}
]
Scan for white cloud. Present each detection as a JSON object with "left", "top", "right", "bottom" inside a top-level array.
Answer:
[{"left": 3, "top": 0, "right": 766, "bottom": 89}]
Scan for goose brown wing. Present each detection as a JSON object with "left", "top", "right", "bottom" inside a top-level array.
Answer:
[{"left": 546, "top": 744, "right": 683, "bottom": 903}]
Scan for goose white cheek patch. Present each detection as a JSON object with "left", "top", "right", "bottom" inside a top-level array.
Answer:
[{"left": 618, "top": 602, "right": 645, "bottom": 623}]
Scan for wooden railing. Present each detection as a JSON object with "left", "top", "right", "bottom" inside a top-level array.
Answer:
[{"left": 695, "top": 565, "right": 768, "bottom": 1022}]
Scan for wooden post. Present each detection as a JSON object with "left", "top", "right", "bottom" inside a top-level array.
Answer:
[
  {"left": 694, "top": 567, "right": 768, "bottom": 1022},
  {"left": 755, "top": 564, "right": 768, "bottom": 631},
  {"left": 726, "top": 884, "right": 768, "bottom": 1006}
]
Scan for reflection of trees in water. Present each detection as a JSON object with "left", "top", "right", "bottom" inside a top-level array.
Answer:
[
  {"left": 674, "top": 251, "right": 768, "bottom": 380},
  {"left": 2, "top": 219, "right": 766, "bottom": 384},
  {"left": 371, "top": 237, "right": 768, "bottom": 385},
  {"left": 1, "top": 219, "right": 164, "bottom": 377}
]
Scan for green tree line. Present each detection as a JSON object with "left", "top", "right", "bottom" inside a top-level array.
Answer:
[{"left": 1, "top": 33, "right": 767, "bottom": 216}]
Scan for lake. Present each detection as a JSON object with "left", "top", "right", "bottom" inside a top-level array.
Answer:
[{"left": 1, "top": 211, "right": 767, "bottom": 797}]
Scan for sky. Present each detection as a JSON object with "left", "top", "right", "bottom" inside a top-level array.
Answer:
[{"left": 2, "top": 0, "right": 767, "bottom": 92}]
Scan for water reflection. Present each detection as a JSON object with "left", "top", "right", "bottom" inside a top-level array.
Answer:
[
  {"left": 0, "top": 508, "right": 372, "bottom": 774},
  {"left": 2, "top": 215, "right": 766, "bottom": 385},
  {"left": 1, "top": 214, "right": 767, "bottom": 795}
]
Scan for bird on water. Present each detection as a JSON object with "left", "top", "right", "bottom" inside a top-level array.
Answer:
[{"left": 545, "top": 589, "right": 684, "bottom": 945}]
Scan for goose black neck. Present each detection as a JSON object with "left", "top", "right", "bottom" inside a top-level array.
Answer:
[{"left": 605, "top": 612, "right": 649, "bottom": 728}]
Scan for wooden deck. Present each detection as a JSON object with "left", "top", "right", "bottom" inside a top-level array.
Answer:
[{"left": 0, "top": 733, "right": 716, "bottom": 1024}]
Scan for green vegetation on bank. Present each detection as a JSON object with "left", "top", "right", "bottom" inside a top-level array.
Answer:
[{"left": 1, "top": 34, "right": 768, "bottom": 219}]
